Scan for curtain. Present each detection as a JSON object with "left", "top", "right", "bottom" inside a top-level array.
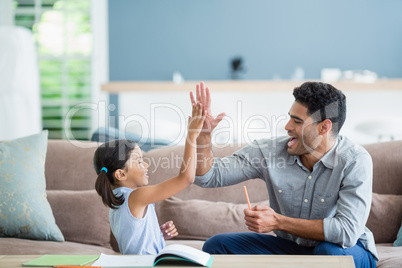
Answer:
[{"left": 0, "top": 25, "right": 42, "bottom": 140}]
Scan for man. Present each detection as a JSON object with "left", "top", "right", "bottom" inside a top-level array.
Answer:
[{"left": 190, "top": 81, "right": 378, "bottom": 268}]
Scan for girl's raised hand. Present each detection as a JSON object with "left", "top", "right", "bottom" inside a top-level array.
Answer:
[{"left": 187, "top": 102, "right": 207, "bottom": 140}]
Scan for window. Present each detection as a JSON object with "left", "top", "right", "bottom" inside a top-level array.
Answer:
[{"left": 13, "top": 0, "right": 93, "bottom": 140}]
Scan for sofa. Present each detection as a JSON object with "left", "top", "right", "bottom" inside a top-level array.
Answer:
[{"left": 0, "top": 137, "right": 401, "bottom": 268}]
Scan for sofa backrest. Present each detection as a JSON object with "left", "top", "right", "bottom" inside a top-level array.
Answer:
[
  {"left": 363, "top": 140, "right": 402, "bottom": 195},
  {"left": 362, "top": 140, "right": 402, "bottom": 243},
  {"left": 45, "top": 138, "right": 401, "bottom": 202},
  {"left": 45, "top": 140, "right": 99, "bottom": 190},
  {"left": 145, "top": 139, "right": 402, "bottom": 203}
]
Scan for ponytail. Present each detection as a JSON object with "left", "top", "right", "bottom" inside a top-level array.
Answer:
[
  {"left": 93, "top": 139, "right": 137, "bottom": 209},
  {"left": 95, "top": 171, "right": 124, "bottom": 209}
]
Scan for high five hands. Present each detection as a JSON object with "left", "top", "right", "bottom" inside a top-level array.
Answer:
[
  {"left": 189, "top": 82, "right": 226, "bottom": 137},
  {"left": 187, "top": 101, "right": 207, "bottom": 141},
  {"left": 190, "top": 82, "right": 280, "bottom": 234}
]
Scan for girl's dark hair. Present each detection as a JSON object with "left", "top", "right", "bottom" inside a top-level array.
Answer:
[
  {"left": 293, "top": 82, "right": 346, "bottom": 135},
  {"left": 94, "top": 139, "right": 137, "bottom": 209}
]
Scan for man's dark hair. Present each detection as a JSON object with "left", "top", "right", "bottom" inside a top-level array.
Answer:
[{"left": 293, "top": 82, "right": 346, "bottom": 135}]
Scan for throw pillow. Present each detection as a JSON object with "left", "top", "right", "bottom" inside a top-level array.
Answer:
[
  {"left": 394, "top": 223, "right": 402, "bottom": 247},
  {"left": 366, "top": 193, "right": 402, "bottom": 243},
  {"left": 0, "top": 130, "right": 64, "bottom": 241},
  {"left": 47, "top": 190, "right": 111, "bottom": 247},
  {"left": 155, "top": 196, "right": 271, "bottom": 241}
]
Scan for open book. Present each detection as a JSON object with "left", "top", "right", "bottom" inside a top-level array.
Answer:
[{"left": 92, "top": 244, "right": 214, "bottom": 267}]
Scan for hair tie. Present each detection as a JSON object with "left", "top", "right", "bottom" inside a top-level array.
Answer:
[{"left": 100, "top": 167, "right": 108, "bottom": 173}]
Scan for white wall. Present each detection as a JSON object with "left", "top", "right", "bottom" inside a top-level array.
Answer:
[{"left": 118, "top": 89, "right": 402, "bottom": 146}]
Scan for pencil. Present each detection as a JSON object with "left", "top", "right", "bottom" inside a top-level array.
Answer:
[{"left": 243, "top": 185, "right": 252, "bottom": 210}]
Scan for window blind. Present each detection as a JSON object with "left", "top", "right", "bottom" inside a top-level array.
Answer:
[{"left": 14, "top": 0, "right": 92, "bottom": 140}]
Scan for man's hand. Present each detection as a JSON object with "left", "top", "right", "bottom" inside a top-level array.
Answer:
[
  {"left": 189, "top": 82, "right": 226, "bottom": 137},
  {"left": 160, "top": 220, "right": 178, "bottom": 240},
  {"left": 244, "top": 204, "right": 279, "bottom": 233},
  {"left": 245, "top": 205, "right": 325, "bottom": 241}
]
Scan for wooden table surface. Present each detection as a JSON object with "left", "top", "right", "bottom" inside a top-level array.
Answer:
[{"left": 0, "top": 254, "right": 355, "bottom": 268}]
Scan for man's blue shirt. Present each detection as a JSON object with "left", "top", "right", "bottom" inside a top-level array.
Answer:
[{"left": 195, "top": 135, "right": 378, "bottom": 260}]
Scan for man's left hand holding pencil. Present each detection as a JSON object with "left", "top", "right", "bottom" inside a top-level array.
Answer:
[{"left": 243, "top": 186, "right": 279, "bottom": 234}]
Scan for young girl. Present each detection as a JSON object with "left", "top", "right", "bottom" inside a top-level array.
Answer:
[{"left": 93, "top": 102, "right": 206, "bottom": 255}]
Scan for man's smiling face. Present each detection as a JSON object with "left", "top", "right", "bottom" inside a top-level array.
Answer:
[{"left": 285, "top": 101, "right": 322, "bottom": 156}]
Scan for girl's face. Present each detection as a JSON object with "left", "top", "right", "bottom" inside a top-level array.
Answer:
[{"left": 122, "top": 146, "right": 149, "bottom": 188}]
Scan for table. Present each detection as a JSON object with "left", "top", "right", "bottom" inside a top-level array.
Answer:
[{"left": 0, "top": 254, "right": 355, "bottom": 268}]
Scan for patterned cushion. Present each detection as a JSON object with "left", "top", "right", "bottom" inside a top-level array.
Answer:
[{"left": 0, "top": 131, "right": 64, "bottom": 241}]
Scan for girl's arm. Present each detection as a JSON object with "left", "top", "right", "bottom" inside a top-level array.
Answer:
[{"left": 128, "top": 102, "right": 206, "bottom": 218}]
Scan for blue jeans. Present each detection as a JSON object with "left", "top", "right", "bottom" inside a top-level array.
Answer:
[{"left": 202, "top": 233, "right": 376, "bottom": 268}]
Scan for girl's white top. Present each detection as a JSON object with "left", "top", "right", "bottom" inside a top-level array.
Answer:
[{"left": 110, "top": 187, "right": 165, "bottom": 254}]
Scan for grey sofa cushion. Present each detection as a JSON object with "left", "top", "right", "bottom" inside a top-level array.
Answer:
[
  {"left": 376, "top": 244, "right": 402, "bottom": 268},
  {"left": 0, "top": 237, "right": 117, "bottom": 255},
  {"left": 47, "top": 190, "right": 111, "bottom": 248},
  {"left": 366, "top": 193, "right": 402, "bottom": 243},
  {"left": 156, "top": 196, "right": 271, "bottom": 241}
]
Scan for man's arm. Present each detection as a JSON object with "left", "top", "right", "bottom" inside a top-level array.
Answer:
[
  {"left": 195, "top": 134, "right": 215, "bottom": 176},
  {"left": 244, "top": 205, "right": 325, "bottom": 241},
  {"left": 322, "top": 152, "right": 373, "bottom": 247}
]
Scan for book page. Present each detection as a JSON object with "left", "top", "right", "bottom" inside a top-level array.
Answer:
[{"left": 156, "top": 244, "right": 211, "bottom": 266}]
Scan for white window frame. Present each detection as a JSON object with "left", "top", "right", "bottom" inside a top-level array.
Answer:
[
  {"left": 1, "top": 0, "right": 108, "bottom": 140},
  {"left": 90, "top": 0, "right": 109, "bottom": 136}
]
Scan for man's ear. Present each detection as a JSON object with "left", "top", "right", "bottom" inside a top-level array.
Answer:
[
  {"left": 319, "top": 119, "right": 332, "bottom": 135},
  {"left": 114, "top": 169, "right": 126, "bottom": 182}
]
